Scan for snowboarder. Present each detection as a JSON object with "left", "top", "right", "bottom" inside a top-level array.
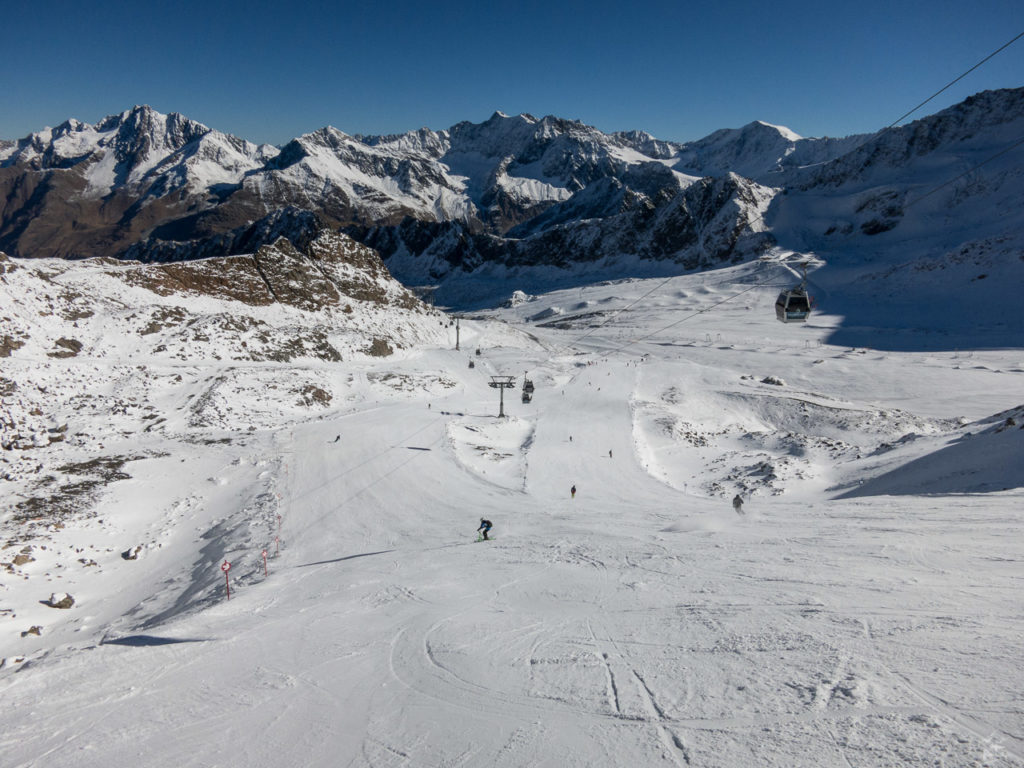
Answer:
[
  {"left": 477, "top": 518, "right": 493, "bottom": 540},
  {"left": 571, "top": 485, "right": 576, "bottom": 499},
  {"left": 333, "top": 435, "right": 340, "bottom": 443},
  {"left": 732, "top": 494, "right": 744, "bottom": 514}
]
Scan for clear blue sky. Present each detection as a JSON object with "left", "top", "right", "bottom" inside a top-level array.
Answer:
[{"left": 3, "top": 0, "right": 1022, "bottom": 145}]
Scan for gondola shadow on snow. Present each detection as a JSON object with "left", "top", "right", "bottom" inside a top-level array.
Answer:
[
  {"left": 101, "top": 635, "right": 211, "bottom": 647},
  {"left": 808, "top": 262, "right": 1024, "bottom": 352},
  {"left": 294, "top": 549, "right": 396, "bottom": 568}
]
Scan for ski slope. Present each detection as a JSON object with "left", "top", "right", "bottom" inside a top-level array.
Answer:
[{"left": 1, "top": 264, "right": 1023, "bottom": 767}]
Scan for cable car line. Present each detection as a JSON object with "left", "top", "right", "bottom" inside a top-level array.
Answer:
[
  {"left": 883, "top": 30, "right": 1024, "bottom": 131},
  {"left": 731, "top": 30, "right": 1024, "bottom": 241},
  {"left": 600, "top": 283, "right": 768, "bottom": 356},
  {"left": 570, "top": 274, "right": 679, "bottom": 346},
  {"left": 904, "top": 134, "right": 1024, "bottom": 210},
  {"left": 524, "top": 32, "right": 1023, "bottom": 362}
]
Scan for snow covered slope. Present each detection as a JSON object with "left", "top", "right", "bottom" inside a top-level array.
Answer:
[{"left": 1, "top": 257, "right": 1022, "bottom": 767}]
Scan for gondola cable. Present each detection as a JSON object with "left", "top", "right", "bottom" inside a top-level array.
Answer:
[{"left": 554, "top": 30, "right": 1024, "bottom": 352}]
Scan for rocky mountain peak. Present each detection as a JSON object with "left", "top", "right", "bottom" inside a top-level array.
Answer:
[{"left": 94, "top": 105, "right": 210, "bottom": 167}]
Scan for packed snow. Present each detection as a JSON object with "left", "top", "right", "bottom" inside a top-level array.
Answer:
[{"left": 1, "top": 259, "right": 1022, "bottom": 767}]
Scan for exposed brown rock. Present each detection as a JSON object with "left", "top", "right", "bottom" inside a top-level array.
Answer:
[
  {"left": 252, "top": 237, "right": 341, "bottom": 310},
  {"left": 365, "top": 338, "right": 394, "bottom": 357},
  {"left": 114, "top": 231, "right": 424, "bottom": 315},
  {"left": 0, "top": 334, "right": 25, "bottom": 357},
  {"left": 297, "top": 385, "right": 332, "bottom": 407},
  {"left": 47, "top": 593, "right": 74, "bottom": 609},
  {"left": 48, "top": 338, "right": 83, "bottom": 358},
  {"left": 120, "top": 256, "right": 275, "bottom": 306}
]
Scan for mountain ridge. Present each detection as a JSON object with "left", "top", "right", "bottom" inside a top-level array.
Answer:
[{"left": 2, "top": 90, "right": 1022, "bottom": 311}]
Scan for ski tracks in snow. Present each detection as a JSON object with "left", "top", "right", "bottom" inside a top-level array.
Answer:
[
  {"left": 861, "top": 618, "right": 1024, "bottom": 763},
  {"left": 587, "top": 618, "right": 693, "bottom": 766}
]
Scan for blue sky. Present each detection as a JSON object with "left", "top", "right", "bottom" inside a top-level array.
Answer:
[{"left": 3, "top": 0, "right": 1022, "bottom": 145}]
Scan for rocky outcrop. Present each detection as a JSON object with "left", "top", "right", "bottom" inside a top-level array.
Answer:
[
  {"left": 46, "top": 593, "right": 74, "bottom": 609},
  {"left": 121, "top": 229, "right": 421, "bottom": 313}
]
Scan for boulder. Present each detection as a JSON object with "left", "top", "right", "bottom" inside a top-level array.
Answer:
[{"left": 47, "top": 593, "right": 74, "bottom": 609}]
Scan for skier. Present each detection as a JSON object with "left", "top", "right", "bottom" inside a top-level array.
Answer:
[
  {"left": 477, "top": 518, "right": 493, "bottom": 540},
  {"left": 333, "top": 435, "right": 340, "bottom": 443},
  {"left": 608, "top": 449, "right": 613, "bottom": 458},
  {"left": 732, "top": 494, "right": 744, "bottom": 514},
  {"left": 571, "top": 484, "right": 576, "bottom": 499}
]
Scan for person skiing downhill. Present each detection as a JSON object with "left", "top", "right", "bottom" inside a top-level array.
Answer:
[
  {"left": 477, "top": 518, "right": 493, "bottom": 540},
  {"left": 571, "top": 485, "right": 576, "bottom": 499},
  {"left": 732, "top": 494, "right": 744, "bottom": 514}
]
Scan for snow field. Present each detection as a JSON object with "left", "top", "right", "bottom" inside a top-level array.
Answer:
[{"left": 1, "top": 269, "right": 1022, "bottom": 766}]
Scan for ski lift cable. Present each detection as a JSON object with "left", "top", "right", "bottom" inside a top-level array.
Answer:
[
  {"left": 287, "top": 412, "right": 449, "bottom": 514},
  {"left": 563, "top": 259, "right": 803, "bottom": 357},
  {"left": 565, "top": 279, "right": 772, "bottom": 359},
  {"left": 570, "top": 274, "right": 679, "bottom": 345},
  {"left": 884, "top": 31, "right": 1024, "bottom": 131},
  {"left": 733, "top": 29, "right": 1024, "bottom": 237},
  {"left": 606, "top": 283, "right": 766, "bottom": 355},
  {"left": 552, "top": 36, "right": 1024, "bottom": 359},
  {"left": 297, "top": 429, "right": 447, "bottom": 532},
  {"left": 904, "top": 134, "right": 1024, "bottom": 209},
  {"left": 568, "top": 259, "right": 787, "bottom": 347},
  {"left": 558, "top": 35, "right": 1022, "bottom": 350}
]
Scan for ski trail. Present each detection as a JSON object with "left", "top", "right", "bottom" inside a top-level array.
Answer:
[
  {"left": 633, "top": 669, "right": 691, "bottom": 766},
  {"left": 861, "top": 619, "right": 1024, "bottom": 762},
  {"left": 814, "top": 653, "right": 850, "bottom": 710},
  {"left": 587, "top": 620, "right": 621, "bottom": 716}
]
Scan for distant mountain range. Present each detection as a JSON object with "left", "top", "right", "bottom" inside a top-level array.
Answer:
[{"left": 2, "top": 89, "right": 1022, "bottom": 306}]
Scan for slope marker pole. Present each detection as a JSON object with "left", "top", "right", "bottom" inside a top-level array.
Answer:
[{"left": 221, "top": 560, "right": 231, "bottom": 600}]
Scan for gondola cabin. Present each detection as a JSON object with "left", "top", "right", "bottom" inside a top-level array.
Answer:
[
  {"left": 775, "top": 262, "right": 813, "bottom": 323},
  {"left": 775, "top": 288, "right": 812, "bottom": 323}
]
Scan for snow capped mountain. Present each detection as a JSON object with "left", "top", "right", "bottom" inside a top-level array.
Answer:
[
  {"left": 0, "top": 106, "right": 277, "bottom": 260},
  {"left": 1, "top": 105, "right": 274, "bottom": 199},
  {"left": 1, "top": 89, "right": 1022, "bottom": 317},
  {"left": 671, "top": 120, "right": 867, "bottom": 181}
]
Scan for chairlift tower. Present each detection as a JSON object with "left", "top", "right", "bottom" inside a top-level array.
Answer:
[{"left": 488, "top": 376, "right": 516, "bottom": 418}]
